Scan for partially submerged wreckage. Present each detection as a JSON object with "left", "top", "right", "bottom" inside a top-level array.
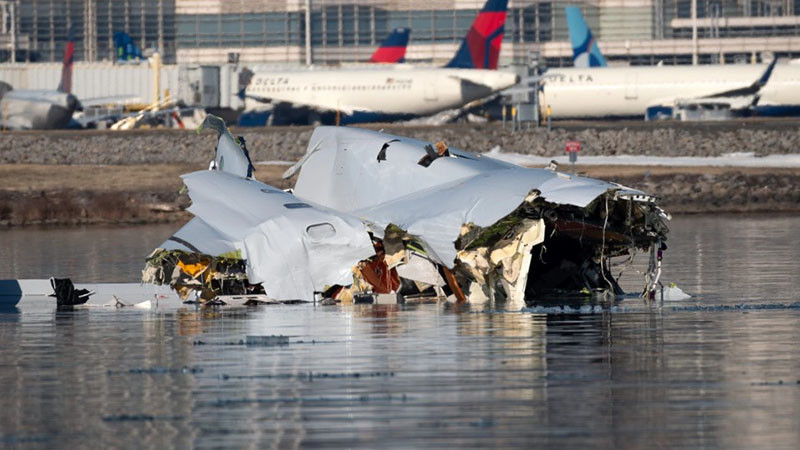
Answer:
[{"left": 143, "top": 115, "right": 670, "bottom": 306}]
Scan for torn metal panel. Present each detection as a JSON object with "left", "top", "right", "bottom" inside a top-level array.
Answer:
[
  {"left": 395, "top": 253, "right": 445, "bottom": 287},
  {"left": 200, "top": 115, "right": 255, "bottom": 178},
  {"left": 292, "top": 126, "right": 626, "bottom": 214},
  {"left": 144, "top": 116, "right": 376, "bottom": 302},
  {"left": 290, "top": 126, "right": 669, "bottom": 302},
  {"left": 292, "top": 127, "right": 642, "bottom": 268},
  {"left": 292, "top": 126, "right": 515, "bottom": 213},
  {"left": 179, "top": 170, "right": 375, "bottom": 301},
  {"left": 160, "top": 217, "right": 238, "bottom": 256}
]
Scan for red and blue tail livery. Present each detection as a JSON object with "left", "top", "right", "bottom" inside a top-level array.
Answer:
[
  {"left": 445, "top": 0, "right": 508, "bottom": 70},
  {"left": 369, "top": 28, "right": 411, "bottom": 63},
  {"left": 57, "top": 28, "right": 76, "bottom": 93}
]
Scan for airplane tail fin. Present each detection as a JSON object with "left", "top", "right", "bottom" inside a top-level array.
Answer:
[
  {"left": 236, "top": 67, "right": 255, "bottom": 101},
  {"left": 369, "top": 28, "right": 410, "bottom": 63},
  {"left": 200, "top": 114, "right": 255, "bottom": 179},
  {"left": 114, "top": 31, "right": 143, "bottom": 62},
  {"left": 57, "top": 27, "right": 76, "bottom": 93},
  {"left": 444, "top": 0, "right": 508, "bottom": 70},
  {"left": 565, "top": 6, "right": 607, "bottom": 68}
]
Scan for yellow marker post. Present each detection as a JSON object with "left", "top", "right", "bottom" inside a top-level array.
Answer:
[{"left": 512, "top": 105, "right": 518, "bottom": 132}]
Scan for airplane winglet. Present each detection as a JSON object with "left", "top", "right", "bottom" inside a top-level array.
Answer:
[
  {"left": 755, "top": 57, "right": 779, "bottom": 89},
  {"left": 705, "top": 57, "right": 779, "bottom": 99}
]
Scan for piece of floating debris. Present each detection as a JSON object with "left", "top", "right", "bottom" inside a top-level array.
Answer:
[
  {"left": 142, "top": 114, "right": 670, "bottom": 306},
  {"left": 104, "top": 295, "right": 127, "bottom": 308},
  {"left": 219, "top": 371, "right": 395, "bottom": 381},
  {"left": 108, "top": 366, "right": 204, "bottom": 376},
  {"left": 102, "top": 414, "right": 184, "bottom": 422},
  {"left": 661, "top": 284, "right": 691, "bottom": 301},
  {"left": 133, "top": 300, "right": 153, "bottom": 309},
  {"left": 670, "top": 302, "right": 800, "bottom": 312},
  {"left": 521, "top": 305, "right": 608, "bottom": 315},
  {"left": 245, "top": 335, "right": 290, "bottom": 346},
  {"left": 49, "top": 277, "right": 94, "bottom": 307}
]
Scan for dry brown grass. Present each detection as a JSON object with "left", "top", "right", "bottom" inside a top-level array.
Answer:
[{"left": 2, "top": 163, "right": 799, "bottom": 226}]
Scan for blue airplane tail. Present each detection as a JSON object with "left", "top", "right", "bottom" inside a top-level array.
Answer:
[
  {"left": 114, "top": 32, "right": 143, "bottom": 62},
  {"left": 565, "top": 6, "right": 606, "bottom": 68},
  {"left": 445, "top": 0, "right": 509, "bottom": 69}
]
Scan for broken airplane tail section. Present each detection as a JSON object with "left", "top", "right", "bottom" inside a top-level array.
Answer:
[
  {"left": 369, "top": 27, "right": 411, "bottom": 63},
  {"left": 445, "top": 0, "right": 509, "bottom": 70},
  {"left": 199, "top": 114, "right": 255, "bottom": 178},
  {"left": 565, "top": 6, "right": 607, "bottom": 68},
  {"left": 144, "top": 115, "right": 670, "bottom": 305}
]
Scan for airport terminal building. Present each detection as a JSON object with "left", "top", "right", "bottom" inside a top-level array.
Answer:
[{"left": 2, "top": 0, "right": 800, "bottom": 67}]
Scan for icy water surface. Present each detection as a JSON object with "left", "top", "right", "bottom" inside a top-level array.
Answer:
[{"left": 1, "top": 215, "right": 800, "bottom": 448}]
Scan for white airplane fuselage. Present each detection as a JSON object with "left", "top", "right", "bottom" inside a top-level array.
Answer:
[
  {"left": 0, "top": 90, "right": 80, "bottom": 130},
  {"left": 246, "top": 66, "right": 519, "bottom": 122},
  {"left": 542, "top": 64, "right": 800, "bottom": 119}
]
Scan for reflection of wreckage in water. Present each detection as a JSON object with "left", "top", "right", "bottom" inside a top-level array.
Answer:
[{"left": 143, "top": 115, "right": 670, "bottom": 306}]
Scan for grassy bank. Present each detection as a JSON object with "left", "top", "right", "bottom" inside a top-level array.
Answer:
[{"left": 2, "top": 163, "right": 799, "bottom": 227}]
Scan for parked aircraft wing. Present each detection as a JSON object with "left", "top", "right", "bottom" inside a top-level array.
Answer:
[
  {"left": 644, "top": 58, "right": 779, "bottom": 119},
  {"left": 702, "top": 57, "right": 778, "bottom": 100},
  {"left": 241, "top": 91, "right": 358, "bottom": 115},
  {"left": 79, "top": 95, "right": 139, "bottom": 107}
]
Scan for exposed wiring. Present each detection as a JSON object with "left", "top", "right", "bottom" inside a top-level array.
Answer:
[{"left": 600, "top": 194, "right": 614, "bottom": 292}]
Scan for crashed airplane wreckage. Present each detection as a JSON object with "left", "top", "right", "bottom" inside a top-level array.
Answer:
[{"left": 143, "top": 115, "right": 670, "bottom": 305}]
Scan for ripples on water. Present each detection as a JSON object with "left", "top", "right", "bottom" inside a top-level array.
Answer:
[{"left": 1, "top": 215, "right": 799, "bottom": 448}]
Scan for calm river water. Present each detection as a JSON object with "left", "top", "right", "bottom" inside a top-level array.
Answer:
[{"left": 1, "top": 214, "right": 799, "bottom": 448}]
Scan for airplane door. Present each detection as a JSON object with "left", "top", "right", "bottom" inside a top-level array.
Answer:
[
  {"left": 625, "top": 72, "right": 638, "bottom": 100},
  {"left": 424, "top": 81, "right": 438, "bottom": 102}
]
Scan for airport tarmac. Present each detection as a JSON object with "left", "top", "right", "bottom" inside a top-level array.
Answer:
[{"left": 3, "top": 119, "right": 800, "bottom": 165}]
